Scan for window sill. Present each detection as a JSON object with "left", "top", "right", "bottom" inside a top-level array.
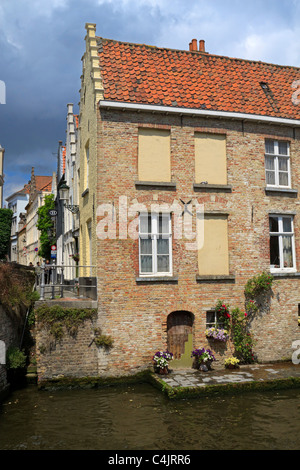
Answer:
[
  {"left": 136, "top": 276, "right": 178, "bottom": 283},
  {"left": 135, "top": 181, "right": 176, "bottom": 191},
  {"left": 265, "top": 187, "right": 298, "bottom": 197},
  {"left": 196, "top": 274, "right": 235, "bottom": 283},
  {"left": 271, "top": 271, "right": 300, "bottom": 279},
  {"left": 82, "top": 188, "right": 89, "bottom": 197},
  {"left": 193, "top": 183, "right": 232, "bottom": 193}
]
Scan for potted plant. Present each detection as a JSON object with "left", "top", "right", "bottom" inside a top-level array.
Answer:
[
  {"left": 153, "top": 350, "right": 173, "bottom": 375},
  {"left": 205, "top": 327, "right": 229, "bottom": 342},
  {"left": 191, "top": 348, "right": 216, "bottom": 371},
  {"left": 225, "top": 357, "right": 240, "bottom": 369}
]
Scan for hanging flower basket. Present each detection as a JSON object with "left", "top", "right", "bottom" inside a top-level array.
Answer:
[{"left": 205, "top": 327, "right": 229, "bottom": 342}]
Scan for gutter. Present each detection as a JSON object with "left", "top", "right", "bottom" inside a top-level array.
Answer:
[{"left": 99, "top": 100, "right": 300, "bottom": 127}]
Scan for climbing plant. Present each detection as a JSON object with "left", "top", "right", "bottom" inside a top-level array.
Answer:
[
  {"left": 0, "top": 208, "right": 13, "bottom": 260},
  {"left": 36, "top": 194, "right": 56, "bottom": 260},
  {"left": 230, "top": 308, "right": 255, "bottom": 363}
]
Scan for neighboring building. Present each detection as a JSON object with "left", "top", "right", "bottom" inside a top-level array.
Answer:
[
  {"left": 55, "top": 104, "right": 80, "bottom": 280},
  {"left": 17, "top": 213, "right": 27, "bottom": 264},
  {"left": 6, "top": 184, "right": 30, "bottom": 262},
  {"left": 0, "top": 145, "right": 4, "bottom": 208},
  {"left": 25, "top": 167, "right": 54, "bottom": 265},
  {"left": 79, "top": 24, "right": 300, "bottom": 376}
]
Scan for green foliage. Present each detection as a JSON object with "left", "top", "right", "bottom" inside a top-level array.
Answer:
[
  {"left": 230, "top": 308, "right": 255, "bottom": 364},
  {"left": 215, "top": 299, "right": 231, "bottom": 329},
  {"left": 6, "top": 347, "right": 27, "bottom": 370},
  {"left": 35, "top": 305, "right": 97, "bottom": 340},
  {"left": 93, "top": 328, "right": 114, "bottom": 349},
  {"left": 36, "top": 194, "right": 56, "bottom": 259},
  {"left": 244, "top": 272, "right": 274, "bottom": 299},
  {"left": 0, "top": 209, "right": 13, "bottom": 260},
  {"left": 0, "top": 263, "right": 36, "bottom": 311}
]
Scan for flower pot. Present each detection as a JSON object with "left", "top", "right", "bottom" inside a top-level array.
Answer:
[
  {"left": 159, "top": 367, "right": 169, "bottom": 375},
  {"left": 226, "top": 364, "right": 239, "bottom": 370},
  {"left": 199, "top": 361, "right": 212, "bottom": 372}
]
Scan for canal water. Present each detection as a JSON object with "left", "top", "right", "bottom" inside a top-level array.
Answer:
[{"left": 0, "top": 383, "right": 300, "bottom": 450}]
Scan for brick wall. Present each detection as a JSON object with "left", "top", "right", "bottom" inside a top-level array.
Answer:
[{"left": 94, "top": 108, "right": 300, "bottom": 376}]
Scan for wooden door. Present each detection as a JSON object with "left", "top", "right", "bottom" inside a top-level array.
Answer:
[{"left": 167, "top": 311, "right": 193, "bottom": 360}]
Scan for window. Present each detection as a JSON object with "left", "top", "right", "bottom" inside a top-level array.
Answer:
[
  {"left": 139, "top": 213, "right": 172, "bottom": 276},
  {"left": 206, "top": 310, "right": 225, "bottom": 329},
  {"left": 85, "top": 143, "right": 89, "bottom": 190},
  {"left": 198, "top": 214, "right": 229, "bottom": 276},
  {"left": 195, "top": 133, "right": 227, "bottom": 185},
  {"left": 269, "top": 215, "right": 296, "bottom": 272},
  {"left": 265, "top": 140, "right": 290, "bottom": 188},
  {"left": 138, "top": 128, "right": 171, "bottom": 183}
]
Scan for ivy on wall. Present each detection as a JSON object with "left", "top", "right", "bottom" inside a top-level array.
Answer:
[{"left": 0, "top": 209, "right": 13, "bottom": 260}]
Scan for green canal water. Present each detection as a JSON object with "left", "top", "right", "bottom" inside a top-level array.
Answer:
[{"left": 0, "top": 383, "right": 300, "bottom": 450}]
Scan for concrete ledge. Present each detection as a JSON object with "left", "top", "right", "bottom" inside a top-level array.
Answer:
[
  {"left": 136, "top": 276, "right": 178, "bottom": 284},
  {"left": 193, "top": 183, "right": 232, "bottom": 193},
  {"left": 135, "top": 181, "right": 176, "bottom": 190},
  {"left": 196, "top": 275, "right": 235, "bottom": 283},
  {"left": 35, "top": 299, "right": 98, "bottom": 309},
  {"left": 265, "top": 187, "right": 298, "bottom": 197}
]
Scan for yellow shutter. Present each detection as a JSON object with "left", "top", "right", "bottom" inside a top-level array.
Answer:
[
  {"left": 138, "top": 128, "right": 171, "bottom": 182},
  {"left": 195, "top": 133, "right": 227, "bottom": 184},
  {"left": 198, "top": 215, "right": 229, "bottom": 275}
]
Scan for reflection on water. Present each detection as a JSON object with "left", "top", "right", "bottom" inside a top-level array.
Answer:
[{"left": 0, "top": 384, "right": 300, "bottom": 450}]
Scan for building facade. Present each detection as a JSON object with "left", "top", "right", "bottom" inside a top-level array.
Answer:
[
  {"left": 78, "top": 24, "right": 300, "bottom": 376},
  {"left": 25, "top": 168, "right": 53, "bottom": 265},
  {"left": 55, "top": 104, "right": 80, "bottom": 280},
  {"left": 6, "top": 184, "right": 30, "bottom": 263}
]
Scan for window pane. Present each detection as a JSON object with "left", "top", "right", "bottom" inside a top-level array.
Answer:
[
  {"left": 157, "top": 255, "right": 169, "bottom": 272},
  {"left": 265, "top": 140, "right": 274, "bottom": 154},
  {"left": 206, "top": 311, "right": 216, "bottom": 326},
  {"left": 279, "top": 172, "right": 289, "bottom": 186},
  {"left": 266, "top": 170, "right": 276, "bottom": 185},
  {"left": 282, "top": 236, "right": 293, "bottom": 268},
  {"left": 265, "top": 156, "right": 275, "bottom": 170},
  {"left": 158, "top": 214, "right": 170, "bottom": 234},
  {"left": 278, "top": 141, "right": 288, "bottom": 156},
  {"left": 283, "top": 218, "right": 292, "bottom": 233},
  {"left": 140, "top": 255, "right": 152, "bottom": 273},
  {"left": 140, "top": 237, "right": 152, "bottom": 254},
  {"left": 140, "top": 214, "right": 151, "bottom": 234},
  {"left": 278, "top": 157, "right": 288, "bottom": 171},
  {"left": 270, "top": 236, "right": 280, "bottom": 266},
  {"left": 157, "top": 237, "right": 169, "bottom": 255},
  {"left": 269, "top": 217, "right": 279, "bottom": 233}
]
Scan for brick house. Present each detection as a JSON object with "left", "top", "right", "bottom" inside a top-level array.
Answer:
[{"left": 78, "top": 23, "right": 300, "bottom": 376}]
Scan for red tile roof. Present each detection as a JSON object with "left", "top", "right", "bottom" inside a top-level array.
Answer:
[
  {"left": 97, "top": 38, "right": 300, "bottom": 120},
  {"left": 35, "top": 175, "right": 52, "bottom": 192}
]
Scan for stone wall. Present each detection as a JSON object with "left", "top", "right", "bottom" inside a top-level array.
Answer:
[
  {"left": 0, "top": 304, "right": 25, "bottom": 399},
  {"left": 35, "top": 301, "right": 100, "bottom": 382}
]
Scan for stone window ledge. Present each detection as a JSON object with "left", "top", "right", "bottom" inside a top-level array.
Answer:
[
  {"left": 265, "top": 187, "right": 298, "bottom": 197},
  {"left": 193, "top": 183, "right": 232, "bottom": 193},
  {"left": 196, "top": 274, "right": 235, "bottom": 283},
  {"left": 271, "top": 272, "right": 300, "bottom": 279},
  {"left": 136, "top": 276, "right": 178, "bottom": 283},
  {"left": 135, "top": 181, "right": 176, "bottom": 190},
  {"left": 81, "top": 188, "right": 89, "bottom": 197}
]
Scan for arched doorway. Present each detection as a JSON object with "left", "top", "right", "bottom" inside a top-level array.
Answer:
[{"left": 167, "top": 311, "right": 194, "bottom": 368}]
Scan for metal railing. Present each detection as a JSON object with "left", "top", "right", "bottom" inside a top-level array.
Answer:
[{"left": 36, "top": 261, "right": 97, "bottom": 301}]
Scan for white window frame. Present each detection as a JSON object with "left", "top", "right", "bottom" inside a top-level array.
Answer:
[
  {"left": 269, "top": 215, "right": 296, "bottom": 273},
  {"left": 139, "top": 212, "right": 172, "bottom": 277},
  {"left": 265, "top": 139, "right": 291, "bottom": 188}
]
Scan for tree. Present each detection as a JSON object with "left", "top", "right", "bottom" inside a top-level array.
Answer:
[
  {"left": 36, "top": 194, "right": 56, "bottom": 259},
  {"left": 0, "top": 208, "right": 13, "bottom": 260}
]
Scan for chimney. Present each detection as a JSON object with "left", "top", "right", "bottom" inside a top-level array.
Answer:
[
  {"left": 191, "top": 39, "right": 198, "bottom": 51},
  {"left": 199, "top": 40, "right": 205, "bottom": 53}
]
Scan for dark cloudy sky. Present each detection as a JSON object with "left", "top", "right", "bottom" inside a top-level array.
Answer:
[{"left": 1, "top": 0, "right": 300, "bottom": 203}]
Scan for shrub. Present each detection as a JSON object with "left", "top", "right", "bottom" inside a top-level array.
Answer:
[{"left": 6, "top": 347, "right": 27, "bottom": 370}]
